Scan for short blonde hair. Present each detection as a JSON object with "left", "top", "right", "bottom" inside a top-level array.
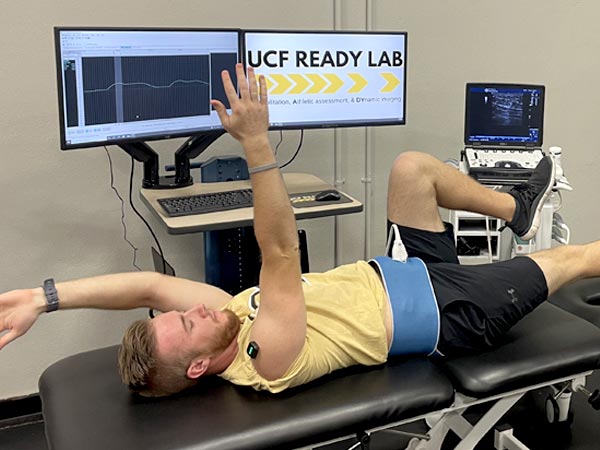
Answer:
[{"left": 117, "top": 319, "right": 196, "bottom": 397}]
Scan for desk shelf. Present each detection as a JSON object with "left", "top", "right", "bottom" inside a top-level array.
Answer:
[{"left": 140, "top": 173, "right": 363, "bottom": 235}]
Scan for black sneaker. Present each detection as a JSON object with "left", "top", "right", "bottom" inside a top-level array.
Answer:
[{"left": 502, "top": 156, "right": 556, "bottom": 241}]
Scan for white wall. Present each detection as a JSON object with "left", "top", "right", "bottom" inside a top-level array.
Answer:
[{"left": 1, "top": 0, "right": 599, "bottom": 399}]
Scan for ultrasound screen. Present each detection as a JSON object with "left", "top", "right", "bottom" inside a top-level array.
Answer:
[{"left": 464, "top": 84, "right": 544, "bottom": 146}]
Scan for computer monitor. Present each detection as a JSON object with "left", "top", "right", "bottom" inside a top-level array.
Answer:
[
  {"left": 55, "top": 27, "right": 241, "bottom": 150},
  {"left": 54, "top": 27, "right": 241, "bottom": 188},
  {"left": 464, "top": 83, "right": 545, "bottom": 147},
  {"left": 243, "top": 30, "right": 407, "bottom": 130}
]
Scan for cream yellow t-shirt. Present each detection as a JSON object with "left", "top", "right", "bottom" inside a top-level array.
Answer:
[{"left": 218, "top": 260, "right": 389, "bottom": 393}]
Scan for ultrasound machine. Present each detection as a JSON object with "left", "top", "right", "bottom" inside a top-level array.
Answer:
[
  {"left": 456, "top": 83, "right": 573, "bottom": 258},
  {"left": 462, "top": 83, "right": 545, "bottom": 185}
]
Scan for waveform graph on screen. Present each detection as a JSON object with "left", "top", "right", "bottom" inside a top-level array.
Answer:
[
  {"left": 82, "top": 55, "right": 211, "bottom": 126},
  {"left": 82, "top": 57, "right": 117, "bottom": 125}
]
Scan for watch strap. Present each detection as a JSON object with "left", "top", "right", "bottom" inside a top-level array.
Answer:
[{"left": 43, "top": 278, "right": 59, "bottom": 312}]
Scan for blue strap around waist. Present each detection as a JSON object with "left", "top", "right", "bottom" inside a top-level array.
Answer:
[{"left": 370, "top": 256, "right": 440, "bottom": 356}]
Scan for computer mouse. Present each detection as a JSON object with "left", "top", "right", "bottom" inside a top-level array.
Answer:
[{"left": 315, "top": 189, "right": 341, "bottom": 202}]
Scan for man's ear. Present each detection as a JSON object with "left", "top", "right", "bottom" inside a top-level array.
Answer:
[{"left": 187, "top": 357, "right": 209, "bottom": 379}]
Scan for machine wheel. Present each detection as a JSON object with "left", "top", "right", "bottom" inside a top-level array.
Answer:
[
  {"left": 545, "top": 394, "right": 574, "bottom": 437},
  {"left": 545, "top": 395, "right": 560, "bottom": 424},
  {"left": 545, "top": 394, "right": 575, "bottom": 424}
]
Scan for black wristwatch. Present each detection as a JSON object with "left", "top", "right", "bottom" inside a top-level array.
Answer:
[{"left": 42, "top": 278, "right": 60, "bottom": 313}]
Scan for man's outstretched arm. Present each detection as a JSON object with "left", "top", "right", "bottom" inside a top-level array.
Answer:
[
  {"left": 212, "top": 64, "right": 306, "bottom": 380},
  {"left": 0, "top": 272, "right": 232, "bottom": 350}
]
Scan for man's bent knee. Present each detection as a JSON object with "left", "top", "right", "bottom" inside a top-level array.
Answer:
[
  {"left": 387, "top": 152, "right": 444, "bottom": 228},
  {"left": 389, "top": 151, "right": 436, "bottom": 186}
]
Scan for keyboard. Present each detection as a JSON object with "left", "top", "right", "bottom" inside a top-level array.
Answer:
[
  {"left": 158, "top": 189, "right": 253, "bottom": 217},
  {"left": 464, "top": 148, "right": 544, "bottom": 185}
]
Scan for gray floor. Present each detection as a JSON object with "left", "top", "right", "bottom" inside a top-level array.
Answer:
[{"left": 2, "top": 371, "right": 600, "bottom": 450}]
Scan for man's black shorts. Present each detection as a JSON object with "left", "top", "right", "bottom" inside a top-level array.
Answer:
[{"left": 387, "top": 221, "right": 549, "bottom": 356}]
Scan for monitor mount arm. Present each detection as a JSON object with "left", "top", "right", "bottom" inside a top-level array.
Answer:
[
  {"left": 174, "top": 130, "right": 226, "bottom": 186},
  {"left": 118, "top": 142, "right": 164, "bottom": 189},
  {"left": 118, "top": 130, "right": 226, "bottom": 189}
]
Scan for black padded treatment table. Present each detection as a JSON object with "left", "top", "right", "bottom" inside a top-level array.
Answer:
[
  {"left": 549, "top": 277, "right": 600, "bottom": 328},
  {"left": 40, "top": 351, "right": 453, "bottom": 450},
  {"left": 39, "top": 301, "right": 600, "bottom": 450}
]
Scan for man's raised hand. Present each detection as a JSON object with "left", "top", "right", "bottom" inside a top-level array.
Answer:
[{"left": 210, "top": 64, "right": 269, "bottom": 147}]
